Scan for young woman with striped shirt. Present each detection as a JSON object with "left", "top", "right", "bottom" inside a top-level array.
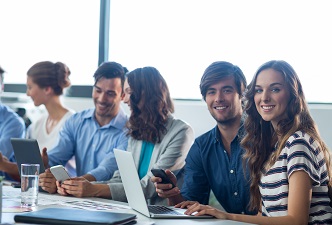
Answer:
[{"left": 181, "top": 60, "right": 332, "bottom": 224}]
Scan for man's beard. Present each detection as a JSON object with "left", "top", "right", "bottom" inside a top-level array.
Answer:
[{"left": 211, "top": 112, "right": 238, "bottom": 126}]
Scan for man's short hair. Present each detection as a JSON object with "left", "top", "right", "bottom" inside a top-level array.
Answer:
[
  {"left": 200, "top": 61, "right": 247, "bottom": 101},
  {"left": 93, "top": 62, "right": 125, "bottom": 88}
]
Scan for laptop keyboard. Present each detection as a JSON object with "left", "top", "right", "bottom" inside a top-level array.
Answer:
[{"left": 148, "top": 205, "right": 182, "bottom": 215}]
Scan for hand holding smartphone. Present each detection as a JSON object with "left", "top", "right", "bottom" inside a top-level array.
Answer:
[
  {"left": 50, "top": 165, "right": 71, "bottom": 182},
  {"left": 151, "top": 169, "right": 176, "bottom": 188}
]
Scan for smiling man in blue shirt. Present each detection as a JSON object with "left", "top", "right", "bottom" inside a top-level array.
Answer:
[
  {"left": 39, "top": 61, "right": 128, "bottom": 194},
  {"left": 152, "top": 61, "right": 256, "bottom": 215}
]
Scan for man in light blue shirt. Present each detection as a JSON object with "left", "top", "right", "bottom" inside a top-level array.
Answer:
[
  {"left": 39, "top": 62, "right": 128, "bottom": 193},
  {"left": 0, "top": 66, "right": 26, "bottom": 180}
]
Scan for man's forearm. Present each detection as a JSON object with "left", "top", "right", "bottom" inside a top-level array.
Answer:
[
  {"left": 0, "top": 161, "right": 20, "bottom": 181},
  {"left": 82, "top": 174, "right": 96, "bottom": 182},
  {"left": 93, "top": 184, "right": 112, "bottom": 198}
]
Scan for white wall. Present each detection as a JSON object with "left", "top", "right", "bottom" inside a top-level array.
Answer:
[
  {"left": 2, "top": 93, "right": 331, "bottom": 149},
  {"left": 176, "top": 101, "right": 332, "bottom": 150},
  {"left": 62, "top": 97, "right": 332, "bottom": 150}
]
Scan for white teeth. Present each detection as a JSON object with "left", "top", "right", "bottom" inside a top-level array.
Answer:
[
  {"left": 215, "top": 106, "right": 226, "bottom": 110},
  {"left": 262, "top": 106, "right": 274, "bottom": 109},
  {"left": 98, "top": 104, "right": 107, "bottom": 109}
]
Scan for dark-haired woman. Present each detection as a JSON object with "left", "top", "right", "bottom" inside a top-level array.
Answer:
[
  {"left": 56, "top": 66, "right": 194, "bottom": 205},
  {"left": 181, "top": 60, "right": 332, "bottom": 224}
]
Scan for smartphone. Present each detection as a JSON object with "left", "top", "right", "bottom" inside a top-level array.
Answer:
[
  {"left": 151, "top": 169, "right": 176, "bottom": 188},
  {"left": 50, "top": 165, "right": 71, "bottom": 182}
]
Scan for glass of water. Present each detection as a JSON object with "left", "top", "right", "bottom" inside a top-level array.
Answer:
[{"left": 21, "top": 164, "right": 39, "bottom": 208}]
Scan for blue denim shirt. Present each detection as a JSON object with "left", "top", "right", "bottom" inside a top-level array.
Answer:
[
  {"left": 48, "top": 107, "right": 128, "bottom": 181},
  {"left": 181, "top": 124, "right": 255, "bottom": 215}
]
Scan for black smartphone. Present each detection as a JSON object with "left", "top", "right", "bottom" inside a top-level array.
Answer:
[{"left": 151, "top": 169, "right": 176, "bottom": 188}]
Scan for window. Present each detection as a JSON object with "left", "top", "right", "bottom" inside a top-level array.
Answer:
[
  {"left": 0, "top": 0, "right": 99, "bottom": 86},
  {"left": 1, "top": 1, "right": 331, "bottom": 102},
  {"left": 109, "top": 0, "right": 332, "bottom": 102}
]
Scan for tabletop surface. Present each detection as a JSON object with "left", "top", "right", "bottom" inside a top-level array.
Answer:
[{"left": 1, "top": 184, "right": 255, "bottom": 225}]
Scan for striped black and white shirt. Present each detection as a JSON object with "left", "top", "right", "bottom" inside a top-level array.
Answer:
[{"left": 260, "top": 131, "right": 332, "bottom": 224}]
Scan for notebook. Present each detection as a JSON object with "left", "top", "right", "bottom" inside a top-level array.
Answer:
[
  {"left": 11, "top": 138, "right": 46, "bottom": 176},
  {"left": 14, "top": 207, "right": 137, "bottom": 225},
  {"left": 114, "top": 149, "right": 213, "bottom": 219}
]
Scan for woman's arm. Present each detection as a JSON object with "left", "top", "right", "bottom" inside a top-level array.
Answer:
[{"left": 187, "top": 170, "right": 312, "bottom": 225}]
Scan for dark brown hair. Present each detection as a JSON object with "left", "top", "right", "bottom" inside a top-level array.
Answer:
[
  {"left": 241, "top": 60, "right": 331, "bottom": 211},
  {"left": 126, "top": 67, "right": 174, "bottom": 143},
  {"left": 27, "top": 61, "right": 71, "bottom": 95},
  {"left": 200, "top": 61, "right": 247, "bottom": 101},
  {"left": 93, "top": 61, "right": 125, "bottom": 89}
]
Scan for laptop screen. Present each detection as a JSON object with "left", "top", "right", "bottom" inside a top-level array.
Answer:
[{"left": 11, "top": 138, "right": 46, "bottom": 176}]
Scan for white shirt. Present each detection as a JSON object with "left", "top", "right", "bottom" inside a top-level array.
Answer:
[{"left": 27, "top": 110, "right": 76, "bottom": 176}]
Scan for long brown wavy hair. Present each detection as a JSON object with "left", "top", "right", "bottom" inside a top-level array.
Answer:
[
  {"left": 241, "top": 60, "right": 332, "bottom": 211},
  {"left": 126, "top": 67, "right": 174, "bottom": 143}
]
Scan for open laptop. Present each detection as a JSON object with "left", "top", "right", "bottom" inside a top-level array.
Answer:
[
  {"left": 114, "top": 148, "right": 213, "bottom": 219},
  {"left": 11, "top": 138, "right": 46, "bottom": 177}
]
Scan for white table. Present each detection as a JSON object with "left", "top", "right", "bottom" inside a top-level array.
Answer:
[{"left": 1, "top": 185, "right": 255, "bottom": 225}]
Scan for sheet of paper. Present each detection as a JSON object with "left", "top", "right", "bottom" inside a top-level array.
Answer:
[{"left": 2, "top": 185, "right": 130, "bottom": 211}]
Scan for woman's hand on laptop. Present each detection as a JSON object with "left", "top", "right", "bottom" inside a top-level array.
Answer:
[
  {"left": 182, "top": 202, "right": 226, "bottom": 219},
  {"left": 39, "top": 169, "right": 57, "bottom": 193},
  {"left": 175, "top": 200, "right": 199, "bottom": 209}
]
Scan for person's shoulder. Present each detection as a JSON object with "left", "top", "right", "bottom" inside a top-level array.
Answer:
[
  {"left": 284, "top": 131, "right": 325, "bottom": 165},
  {"left": 284, "top": 130, "right": 321, "bottom": 151},
  {"left": 61, "top": 108, "right": 93, "bottom": 128},
  {"left": 113, "top": 107, "right": 128, "bottom": 127},
  {"left": 0, "top": 103, "right": 17, "bottom": 115},
  {"left": 186, "top": 127, "right": 217, "bottom": 156},
  {"left": 167, "top": 115, "right": 192, "bottom": 130},
  {"left": 189, "top": 126, "right": 217, "bottom": 152},
  {"left": 67, "top": 108, "right": 93, "bottom": 120},
  {"left": 286, "top": 130, "right": 313, "bottom": 143},
  {"left": 195, "top": 126, "right": 216, "bottom": 142},
  {"left": 0, "top": 104, "right": 24, "bottom": 125}
]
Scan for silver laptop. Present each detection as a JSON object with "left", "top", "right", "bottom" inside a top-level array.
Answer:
[{"left": 114, "top": 148, "right": 213, "bottom": 219}]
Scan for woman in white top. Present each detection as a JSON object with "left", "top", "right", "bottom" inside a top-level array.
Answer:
[
  {"left": 0, "top": 61, "right": 76, "bottom": 180},
  {"left": 26, "top": 61, "right": 76, "bottom": 176}
]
